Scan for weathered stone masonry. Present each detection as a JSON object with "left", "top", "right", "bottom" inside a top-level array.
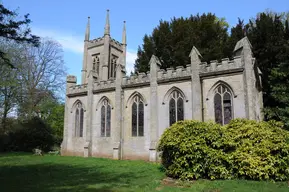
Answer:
[{"left": 61, "top": 10, "right": 263, "bottom": 161}]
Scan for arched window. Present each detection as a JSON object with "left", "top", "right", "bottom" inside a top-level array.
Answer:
[
  {"left": 93, "top": 56, "right": 100, "bottom": 74},
  {"left": 214, "top": 85, "right": 233, "bottom": 125},
  {"left": 100, "top": 99, "right": 111, "bottom": 137},
  {"left": 132, "top": 95, "right": 144, "bottom": 137},
  {"left": 169, "top": 90, "right": 184, "bottom": 126},
  {"left": 75, "top": 102, "right": 84, "bottom": 137},
  {"left": 108, "top": 56, "right": 117, "bottom": 79}
]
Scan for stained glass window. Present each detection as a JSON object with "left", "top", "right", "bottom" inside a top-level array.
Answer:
[
  {"left": 75, "top": 102, "right": 84, "bottom": 137},
  {"left": 101, "top": 106, "right": 105, "bottom": 137},
  {"left": 132, "top": 102, "right": 137, "bottom": 136},
  {"left": 214, "top": 85, "right": 232, "bottom": 125},
  {"left": 169, "top": 90, "right": 184, "bottom": 126},
  {"left": 169, "top": 98, "right": 176, "bottom": 126},
  {"left": 80, "top": 108, "right": 84, "bottom": 137},
  {"left": 100, "top": 99, "right": 111, "bottom": 137},
  {"left": 131, "top": 95, "right": 144, "bottom": 137},
  {"left": 138, "top": 101, "right": 144, "bottom": 136},
  {"left": 106, "top": 105, "right": 111, "bottom": 137},
  {"left": 214, "top": 93, "right": 222, "bottom": 124},
  {"left": 75, "top": 109, "right": 79, "bottom": 136}
]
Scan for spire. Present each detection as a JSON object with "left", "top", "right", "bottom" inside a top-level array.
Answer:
[
  {"left": 104, "top": 9, "right": 110, "bottom": 35},
  {"left": 85, "top": 16, "right": 90, "bottom": 41},
  {"left": 122, "top": 21, "right": 126, "bottom": 45}
]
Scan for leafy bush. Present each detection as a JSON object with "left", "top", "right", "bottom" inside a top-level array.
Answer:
[
  {"left": 0, "top": 117, "right": 55, "bottom": 152},
  {"left": 157, "top": 119, "right": 289, "bottom": 181}
]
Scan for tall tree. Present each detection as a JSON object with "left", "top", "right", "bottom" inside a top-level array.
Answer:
[
  {"left": 14, "top": 39, "right": 66, "bottom": 119},
  {"left": 0, "top": 3, "right": 39, "bottom": 67},
  {"left": 247, "top": 13, "right": 286, "bottom": 110},
  {"left": 0, "top": 39, "right": 21, "bottom": 130},
  {"left": 245, "top": 12, "right": 289, "bottom": 128},
  {"left": 46, "top": 102, "right": 64, "bottom": 145},
  {"left": 134, "top": 13, "right": 230, "bottom": 73},
  {"left": 226, "top": 18, "right": 246, "bottom": 55}
]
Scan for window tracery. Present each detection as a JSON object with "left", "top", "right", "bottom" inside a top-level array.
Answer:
[
  {"left": 214, "top": 85, "right": 233, "bottom": 125},
  {"left": 131, "top": 95, "right": 144, "bottom": 137},
  {"left": 169, "top": 90, "right": 184, "bottom": 126},
  {"left": 75, "top": 102, "right": 84, "bottom": 137},
  {"left": 100, "top": 99, "right": 111, "bottom": 137}
]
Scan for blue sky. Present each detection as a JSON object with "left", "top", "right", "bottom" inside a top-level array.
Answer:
[{"left": 2, "top": 0, "right": 288, "bottom": 84}]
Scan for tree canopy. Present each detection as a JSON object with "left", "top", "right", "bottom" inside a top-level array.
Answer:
[
  {"left": 134, "top": 13, "right": 231, "bottom": 73},
  {"left": 135, "top": 11, "right": 289, "bottom": 129},
  {"left": 0, "top": 3, "right": 40, "bottom": 67}
]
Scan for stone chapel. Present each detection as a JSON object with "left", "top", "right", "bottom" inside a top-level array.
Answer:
[{"left": 61, "top": 10, "right": 264, "bottom": 161}]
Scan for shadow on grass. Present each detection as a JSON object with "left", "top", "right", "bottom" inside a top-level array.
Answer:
[{"left": 0, "top": 159, "right": 142, "bottom": 192}]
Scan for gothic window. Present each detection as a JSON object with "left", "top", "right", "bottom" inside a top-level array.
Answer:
[
  {"left": 131, "top": 95, "right": 144, "bottom": 137},
  {"left": 75, "top": 102, "right": 84, "bottom": 137},
  {"left": 214, "top": 85, "right": 233, "bottom": 125},
  {"left": 100, "top": 99, "right": 111, "bottom": 137},
  {"left": 169, "top": 90, "right": 184, "bottom": 126},
  {"left": 93, "top": 57, "right": 96, "bottom": 71},
  {"left": 108, "top": 56, "right": 117, "bottom": 79},
  {"left": 93, "top": 56, "right": 100, "bottom": 74}
]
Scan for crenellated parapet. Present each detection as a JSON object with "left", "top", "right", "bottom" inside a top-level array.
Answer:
[
  {"left": 156, "top": 65, "right": 191, "bottom": 82},
  {"left": 93, "top": 79, "right": 116, "bottom": 93},
  {"left": 67, "top": 84, "right": 88, "bottom": 96},
  {"left": 110, "top": 37, "right": 123, "bottom": 51},
  {"left": 199, "top": 56, "right": 243, "bottom": 76},
  {"left": 122, "top": 72, "right": 151, "bottom": 87},
  {"left": 87, "top": 37, "right": 104, "bottom": 47}
]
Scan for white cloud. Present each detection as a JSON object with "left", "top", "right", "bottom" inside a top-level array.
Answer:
[
  {"left": 32, "top": 28, "right": 84, "bottom": 53},
  {"left": 32, "top": 28, "right": 137, "bottom": 74},
  {"left": 126, "top": 50, "right": 137, "bottom": 74}
]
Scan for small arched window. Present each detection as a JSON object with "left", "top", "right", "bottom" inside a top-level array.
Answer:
[
  {"left": 132, "top": 95, "right": 144, "bottom": 137},
  {"left": 75, "top": 102, "right": 84, "bottom": 137},
  {"left": 169, "top": 90, "right": 184, "bottom": 126},
  {"left": 214, "top": 85, "right": 233, "bottom": 125},
  {"left": 100, "top": 99, "right": 111, "bottom": 137}
]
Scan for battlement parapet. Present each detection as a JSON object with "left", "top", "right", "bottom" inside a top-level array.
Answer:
[
  {"left": 88, "top": 37, "right": 104, "bottom": 47},
  {"left": 122, "top": 72, "right": 150, "bottom": 87},
  {"left": 94, "top": 79, "right": 116, "bottom": 91},
  {"left": 157, "top": 65, "right": 191, "bottom": 81},
  {"left": 199, "top": 56, "right": 242, "bottom": 74},
  {"left": 68, "top": 84, "right": 88, "bottom": 95},
  {"left": 110, "top": 38, "right": 123, "bottom": 49}
]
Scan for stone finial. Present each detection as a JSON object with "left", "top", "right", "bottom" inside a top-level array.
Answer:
[
  {"left": 233, "top": 36, "right": 252, "bottom": 54},
  {"left": 85, "top": 16, "right": 90, "bottom": 41},
  {"left": 104, "top": 9, "right": 110, "bottom": 35},
  {"left": 149, "top": 55, "right": 161, "bottom": 70},
  {"left": 122, "top": 21, "right": 126, "bottom": 45},
  {"left": 189, "top": 46, "right": 202, "bottom": 59}
]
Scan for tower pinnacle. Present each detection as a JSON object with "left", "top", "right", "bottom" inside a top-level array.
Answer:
[
  {"left": 122, "top": 21, "right": 126, "bottom": 45},
  {"left": 85, "top": 16, "right": 90, "bottom": 41},
  {"left": 104, "top": 9, "right": 110, "bottom": 35}
]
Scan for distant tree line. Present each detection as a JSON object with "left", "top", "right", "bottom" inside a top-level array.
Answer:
[{"left": 135, "top": 10, "right": 289, "bottom": 129}]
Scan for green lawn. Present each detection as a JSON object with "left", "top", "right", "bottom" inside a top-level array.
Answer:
[{"left": 0, "top": 153, "right": 288, "bottom": 192}]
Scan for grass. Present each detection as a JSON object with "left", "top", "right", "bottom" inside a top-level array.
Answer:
[{"left": 0, "top": 153, "right": 288, "bottom": 192}]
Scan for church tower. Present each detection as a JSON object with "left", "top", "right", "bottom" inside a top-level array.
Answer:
[{"left": 81, "top": 10, "right": 127, "bottom": 84}]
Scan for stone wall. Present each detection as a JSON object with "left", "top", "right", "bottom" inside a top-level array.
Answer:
[{"left": 62, "top": 37, "right": 263, "bottom": 161}]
